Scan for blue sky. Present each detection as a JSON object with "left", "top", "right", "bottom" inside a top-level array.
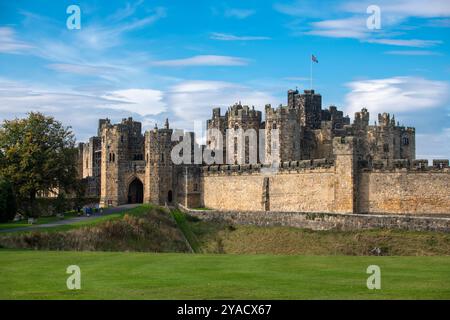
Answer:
[{"left": 0, "top": 0, "right": 449, "bottom": 160}]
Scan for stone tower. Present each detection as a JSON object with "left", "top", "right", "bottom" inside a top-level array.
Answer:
[
  {"left": 226, "top": 103, "right": 262, "bottom": 164},
  {"left": 265, "top": 104, "right": 302, "bottom": 163},
  {"left": 100, "top": 117, "right": 144, "bottom": 207},
  {"left": 144, "top": 120, "right": 176, "bottom": 205}
]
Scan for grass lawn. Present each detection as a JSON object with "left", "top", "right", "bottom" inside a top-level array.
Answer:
[
  {"left": 0, "top": 205, "right": 153, "bottom": 233},
  {"left": 0, "top": 211, "right": 79, "bottom": 231},
  {"left": 1, "top": 249, "right": 449, "bottom": 299}
]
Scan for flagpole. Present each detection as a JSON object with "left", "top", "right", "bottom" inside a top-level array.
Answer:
[{"left": 310, "top": 54, "right": 313, "bottom": 90}]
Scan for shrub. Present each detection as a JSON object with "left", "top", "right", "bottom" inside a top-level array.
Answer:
[{"left": 0, "top": 178, "right": 17, "bottom": 222}]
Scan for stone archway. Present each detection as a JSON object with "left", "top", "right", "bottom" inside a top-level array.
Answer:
[
  {"left": 128, "top": 178, "right": 144, "bottom": 204},
  {"left": 167, "top": 190, "right": 173, "bottom": 204}
]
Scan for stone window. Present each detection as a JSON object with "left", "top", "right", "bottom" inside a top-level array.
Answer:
[
  {"left": 193, "top": 183, "right": 198, "bottom": 191},
  {"left": 383, "top": 144, "right": 389, "bottom": 153},
  {"left": 402, "top": 136, "right": 409, "bottom": 146},
  {"left": 120, "top": 135, "right": 124, "bottom": 143},
  {"left": 272, "top": 123, "right": 277, "bottom": 129}
]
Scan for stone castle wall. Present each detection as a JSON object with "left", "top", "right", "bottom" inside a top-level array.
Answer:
[
  {"left": 200, "top": 156, "right": 450, "bottom": 216},
  {"left": 359, "top": 169, "right": 450, "bottom": 215},
  {"left": 178, "top": 204, "right": 450, "bottom": 233}
]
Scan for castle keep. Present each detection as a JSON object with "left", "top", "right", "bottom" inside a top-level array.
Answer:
[{"left": 78, "top": 89, "right": 450, "bottom": 215}]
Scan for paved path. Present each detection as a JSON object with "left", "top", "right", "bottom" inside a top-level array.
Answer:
[{"left": 0, "top": 204, "right": 140, "bottom": 233}]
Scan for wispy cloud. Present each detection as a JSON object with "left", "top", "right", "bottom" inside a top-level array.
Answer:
[
  {"left": 224, "top": 8, "right": 255, "bottom": 19},
  {"left": 152, "top": 55, "right": 249, "bottom": 67},
  {"left": 343, "top": 0, "right": 450, "bottom": 19},
  {"left": 304, "top": 17, "right": 369, "bottom": 39},
  {"left": 168, "top": 80, "right": 277, "bottom": 125},
  {"left": 0, "top": 27, "right": 33, "bottom": 53},
  {"left": 364, "top": 39, "right": 442, "bottom": 47},
  {"left": 344, "top": 76, "right": 449, "bottom": 116},
  {"left": 276, "top": 0, "right": 448, "bottom": 48},
  {"left": 46, "top": 63, "right": 127, "bottom": 80},
  {"left": 76, "top": 6, "right": 166, "bottom": 50},
  {"left": 210, "top": 32, "right": 270, "bottom": 41},
  {"left": 101, "top": 89, "right": 166, "bottom": 116},
  {"left": 384, "top": 50, "right": 442, "bottom": 56}
]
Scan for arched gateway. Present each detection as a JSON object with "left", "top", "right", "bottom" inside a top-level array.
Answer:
[{"left": 128, "top": 178, "right": 143, "bottom": 204}]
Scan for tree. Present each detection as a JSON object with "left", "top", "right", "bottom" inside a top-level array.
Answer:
[
  {"left": 0, "top": 112, "right": 77, "bottom": 217},
  {"left": 0, "top": 177, "right": 16, "bottom": 222}
]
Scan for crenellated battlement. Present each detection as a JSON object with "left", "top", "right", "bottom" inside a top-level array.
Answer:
[
  {"left": 227, "top": 103, "right": 262, "bottom": 120},
  {"left": 201, "top": 158, "right": 335, "bottom": 175},
  {"left": 361, "top": 159, "right": 450, "bottom": 172}
]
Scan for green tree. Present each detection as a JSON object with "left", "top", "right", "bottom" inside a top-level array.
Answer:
[
  {"left": 0, "top": 112, "right": 77, "bottom": 217},
  {"left": 0, "top": 177, "right": 17, "bottom": 222}
]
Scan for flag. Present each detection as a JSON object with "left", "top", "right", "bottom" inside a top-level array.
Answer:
[{"left": 312, "top": 54, "right": 318, "bottom": 63}]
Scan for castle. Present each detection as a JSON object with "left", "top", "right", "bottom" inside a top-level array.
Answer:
[{"left": 78, "top": 89, "right": 450, "bottom": 215}]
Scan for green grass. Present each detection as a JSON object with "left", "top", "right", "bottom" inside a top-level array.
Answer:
[
  {"left": 0, "top": 211, "right": 79, "bottom": 231},
  {"left": 2, "top": 205, "right": 153, "bottom": 233},
  {"left": 174, "top": 210, "right": 450, "bottom": 256},
  {"left": 171, "top": 210, "right": 202, "bottom": 252},
  {"left": 0, "top": 249, "right": 449, "bottom": 299}
]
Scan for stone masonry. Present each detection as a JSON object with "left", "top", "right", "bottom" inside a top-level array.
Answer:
[{"left": 78, "top": 88, "right": 449, "bottom": 217}]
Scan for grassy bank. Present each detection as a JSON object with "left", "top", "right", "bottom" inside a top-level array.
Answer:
[
  {"left": 1, "top": 250, "right": 449, "bottom": 299},
  {"left": 173, "top": 210, "right": 450, "bottom": 256},
  {"left": 0, "top": 206, "right": 190, "bottom": 252}
]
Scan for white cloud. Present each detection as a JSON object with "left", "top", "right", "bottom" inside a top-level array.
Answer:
[
  {"left": 224, "top": 8, "right": 255, "bottom": 19},
  {"left": 344, "top": 76, "right": 449, "bottom": 117},
  {"left": 365, "top": 39, "right": 442, "bottom": 47},
  {"left": 210, "top": 33, "right": 270, "bottom": 41},
  {"left": 102, "top": 89, "right": 166, "bottom": 116},
  {"left": 343, "top": 0, "right": 450, "bottom": 19},
  {"left": 46, "top": 63, "right": 127, "bottom": 80},
  {"left": 0, "top": 27, "right": 33, "bottom": 53},
  {"left": 167, "top": 80, "right": 277, "bottom": 128},
  {"left": 152, "top": 55, "right": 249, "bottom": 67},
  {"left": 384, "top": 50, "right": 441, "bottom": 56}
]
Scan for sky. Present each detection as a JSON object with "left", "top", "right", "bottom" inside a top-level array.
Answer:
[{"left": 0, "top": 0, "right": 449, "bottom": 160}]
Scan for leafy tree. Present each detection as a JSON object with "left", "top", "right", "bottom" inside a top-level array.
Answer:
[
  {"left": 73, "top": 178, "right": 87, "bottom": 212},
  {"left": 54, "top": 191, "right": 68, "bottom": 214},
  {"left": 0, "top": 112, "right": 77, "bottom": 217},
  {"left": 0, "top": 177, "right": 17, "bottom": 222}
]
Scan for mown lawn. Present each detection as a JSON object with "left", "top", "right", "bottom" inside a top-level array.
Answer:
[
  {"left": 1, "top": 250, "right": 449, "bottom": 299},
  {"left": 0, "top": 211, "right": 79, "bottom": 231}
]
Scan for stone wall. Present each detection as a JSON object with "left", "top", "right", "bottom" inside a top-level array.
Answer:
[
  {"left": 200, "top": 155, "right": 450, "bottom": 216},
  {"left": 178, "top": 205, "right": 450, "bottom": 233},
  {"left": 359, "top": 170, "right": 450, "bottom": 215},
  {"left": 201, "top": 160, "right": 336, "bottom": 212}
]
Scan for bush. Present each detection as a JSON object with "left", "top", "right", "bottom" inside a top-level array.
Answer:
[{"left": 0, "top": 178, "right": 17, "bottom": 222}]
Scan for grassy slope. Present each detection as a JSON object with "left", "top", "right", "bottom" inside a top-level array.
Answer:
[
  {"left": 173, "top": 210, "right": 450, "bottom": 256},
  {"left": 0, "top": 250, "right": 449, "bottom": 299},
  {"left": 3, "top": 205, "right": 153, "bottom": 233},
  {"left": 0, "top": 205, "right": 190, "bottom": 252}
]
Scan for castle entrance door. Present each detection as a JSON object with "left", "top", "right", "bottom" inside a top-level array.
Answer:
[{"left": 128, "top": 178, "right": 143, "bottom": 204}]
